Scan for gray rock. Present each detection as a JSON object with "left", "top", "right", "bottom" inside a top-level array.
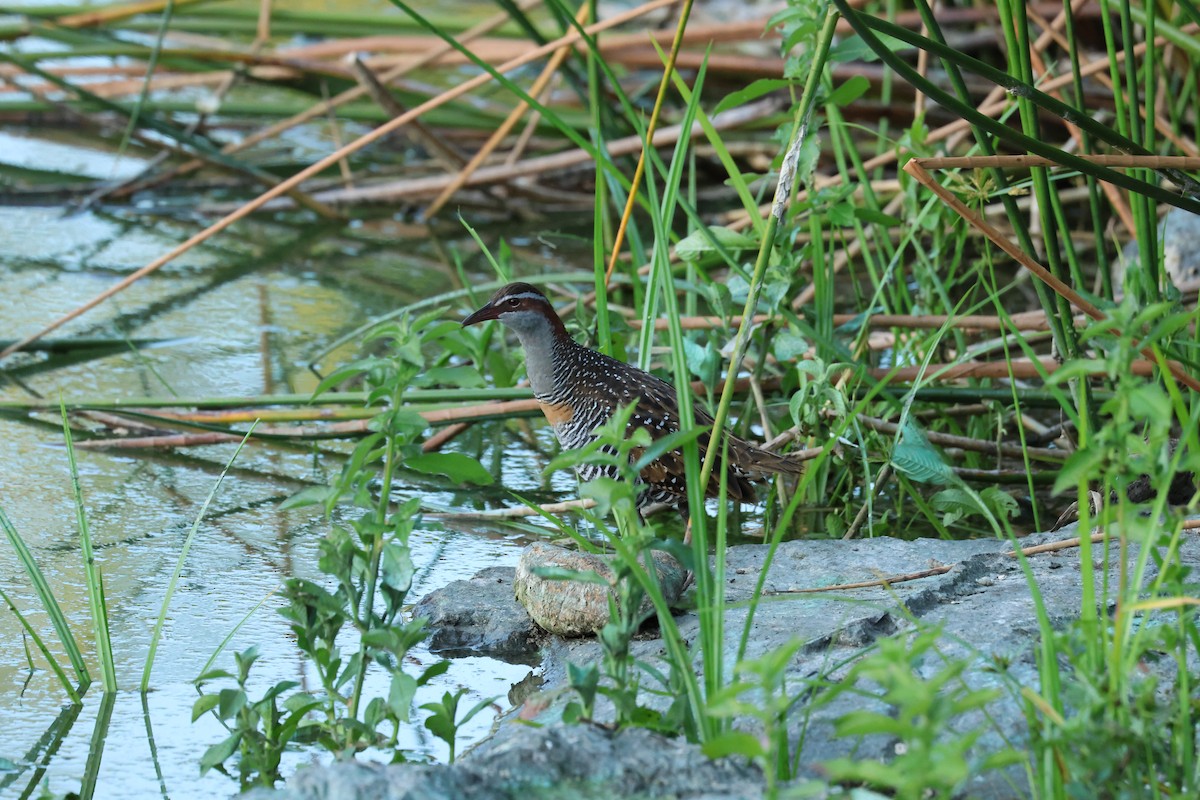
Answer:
[
  {"left": 1119, "top": 207, "right": 1200, "bottom": 290},
  {"left": 251, "top": 724, "right": 764, "bottom": 800},
  {"left": 413, "top": 566, "right": 543, "bottom": 662},
  {"left": 256, "top": 527, "right": 1200, "bottom": 800}
]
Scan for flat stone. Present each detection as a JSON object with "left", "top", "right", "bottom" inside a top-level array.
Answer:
[{"left": 514, "top": 541, "right": 687, "bottom": 636}]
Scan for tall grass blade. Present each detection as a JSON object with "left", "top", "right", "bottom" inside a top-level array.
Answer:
[
  {"left": 0, "top": 583, "right": 81, "bottom": 703},
  {"left": 0, "top": 505, "right": 90, "bottom": 695},
  {"left": 60, "top": 400, "right": 116, "bottom": 692}
]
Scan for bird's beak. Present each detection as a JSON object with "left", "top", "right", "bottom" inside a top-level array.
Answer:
[{"left": 462, "top": 303, "right": 499, "bottom": 327}]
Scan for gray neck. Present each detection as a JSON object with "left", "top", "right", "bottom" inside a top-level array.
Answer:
[
  {"left": 506, "top": 315, "right": 568, "bottom": 398},
  {"left": 515, "top": 329, "right": 560, "bottom": 398}
]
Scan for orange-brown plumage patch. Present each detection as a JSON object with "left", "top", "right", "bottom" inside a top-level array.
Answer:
[{"left": 539, "top": 401, "right": 575, "bottom": 426}]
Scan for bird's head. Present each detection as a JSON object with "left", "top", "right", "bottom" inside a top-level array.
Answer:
[{"left": 462, "top": 282, "right": 566, "bottom": 338}]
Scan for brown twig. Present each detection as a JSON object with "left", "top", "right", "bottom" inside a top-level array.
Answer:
[
  {"left": 423, "top": 3, "right": 588, "bottom": 219},
  {"left": 855, "top": 412, "right": 1064, "bottom": 462},
  {"left": 424, "top": 498, "right": 598, "bottom": 519}
]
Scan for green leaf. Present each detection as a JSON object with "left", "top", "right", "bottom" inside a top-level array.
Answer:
[
  {"left": 283, "top": 692, "right": 319, "bottom": 714},
  {"left": 702, "top": 731, "right": 766, "bottom": 759},
  {"left": 892, "top": 438, "right": 954, "bottom": 485},
  {"left": 405, "top": 452, "right": 494, "bottom": 485},
  {"left": 579, "top": 476, "right": 634, "bottom": 516},
  {"left": 683, "top": 338, "right": 719, "bottom": 383},
  {"left": 217, "top": 688, "right": 247, "bottom": 720},
  {"left": 931, "top": 487, "right": 984, "bottom": 526},
  {"left": 833, "top": 710, "right": 907, "bottom": 737},
  {"left": 199, "top": 732, "right": 242, "bottom": 774},
  {"left": 714, "top": 78, "right": 796, "bottom": 115},
  {"left": 1053, "top": 446, "right": 1108, "bottom": 495},
  {"left": 418, "top": 659, "right": 452, "bottom": 686},
  {"left": 561, "top": 701, "right": 584, "bottom": 724},
  {"left": 853, "top": 207, "right": 904, "bottom": 227},
  {"left": 191, "top": 693, "right": 221, "bottom": 722},
  {"left": 774, "top": 331, "right": 810, "bottom": 363},
  {"left": 389, "top": 672, "right": 418, "bottom": 722},
  {"left": 381, "top": 542, "right": 415, "bottom": 595},
  {"left": 827, "top": 75, "right": 871, "bottom": 106},
  {"left": 1044, "top": 358, "right": 1109, "bottom": 386},
  {"left": 675, "top": 226, "right": 759, "bottom": 262},
  {"left": 194, "top": 668, "right": 235, "bottom": 684}
]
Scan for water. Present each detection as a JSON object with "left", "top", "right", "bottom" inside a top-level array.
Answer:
[{"left": 0, "top": 153, "right": 568, "bottom": 796}]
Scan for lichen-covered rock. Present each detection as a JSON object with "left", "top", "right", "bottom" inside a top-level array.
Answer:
[{"left": 513, "top": 541, "right": 687, "bottom": 636}]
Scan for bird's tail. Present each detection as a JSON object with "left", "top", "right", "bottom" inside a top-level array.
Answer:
[{"left": 723, "top": 434, "right": 810, "bottom": 476}]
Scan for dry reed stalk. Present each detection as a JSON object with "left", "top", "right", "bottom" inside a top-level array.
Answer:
[
  {"left": 0, "top": 0, "right": 680, "bottom": 362},
  {"left": 201, "top": 97, "right": 778, "bottom": 211},
  {"left": 866, "top": 357, "right": 1157, "bottom": 383},
  {"left": 55, "top": 0, "right": 210, "bottom": 28},
  {"left": 603, "top": 0, "right": 696, "bottom": 289},
  {"left": 904, "top": 157, "right": 1200, "bottom": 394},
  {"left": 423, "top": 3, "right": 589, "bottom": 218},
  {"left": 108, "top": 0, "right": 546, "bottom": 199}
]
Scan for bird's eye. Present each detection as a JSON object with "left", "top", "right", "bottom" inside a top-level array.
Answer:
[{"left": 506, "top": 297, "right": 520, "bottom": 307}]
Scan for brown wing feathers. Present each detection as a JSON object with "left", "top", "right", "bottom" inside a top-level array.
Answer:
[{"left": 615, "top": 360, "right": 798, "bottom": 502}]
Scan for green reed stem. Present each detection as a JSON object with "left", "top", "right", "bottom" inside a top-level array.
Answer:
[
  {"left": 697, "top": 5, "right": 838, "bottom": 495},
  {"left": 60, "top": 401, "right": 116, "bottom": 692},
  {"left": 0, "top": 505, "right": 89, "bottom": 697}
]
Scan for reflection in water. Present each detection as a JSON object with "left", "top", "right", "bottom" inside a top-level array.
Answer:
[{"left": 0, "top": 203, "right": 575, "bottom": 797}]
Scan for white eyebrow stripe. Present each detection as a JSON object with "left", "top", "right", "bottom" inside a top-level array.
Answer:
[{"left": 502, "top": 292, "right": 548, "bottom": 302}]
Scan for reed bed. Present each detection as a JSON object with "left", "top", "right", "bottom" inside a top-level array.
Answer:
[{"left": 1, "top": 0, "right": 1199, "bottom": 797}]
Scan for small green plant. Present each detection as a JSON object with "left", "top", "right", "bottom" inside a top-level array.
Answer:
[
  {"left": 1019, "top": 300, "right": 1200, "bottom": 800},
  {"left": 816, "top": 626, "right": 1020, "bottom": 800},
  {"left": 703, "top": 638, "right": 808, "bottom": 797},
  {"left": 420, "top": 689, "right": 496, "bottom": 763},
  {"left": 194, "top": 313, "right": 495, "bottom": 775},
  {"left": 193, "top": 647, "right": 320, "bottom": 788}
]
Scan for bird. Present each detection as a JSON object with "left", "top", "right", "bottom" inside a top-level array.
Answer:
[{"left": 462, "top": 281, "right": 806, "bottom": 518}]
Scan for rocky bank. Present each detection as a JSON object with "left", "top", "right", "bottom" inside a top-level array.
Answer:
[{"left": 252, "top": 525, "right": 1200, "bottom": 799}]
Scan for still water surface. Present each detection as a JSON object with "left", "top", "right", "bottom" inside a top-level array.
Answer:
[{"left": 0, "top": 152, "right": 582, "bottom": 796}]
